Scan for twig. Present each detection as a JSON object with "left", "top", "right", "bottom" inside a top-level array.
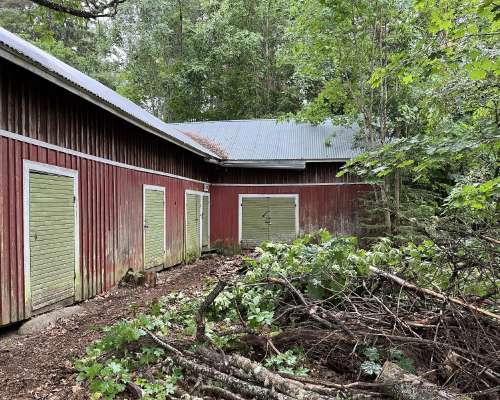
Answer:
[{"left": 369, "top": 266, "right": 500, "bottom": 321}]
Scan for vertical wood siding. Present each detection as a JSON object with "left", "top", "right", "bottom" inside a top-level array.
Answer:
[
  {"left": 210, "top": 185, "right": 371, "bottom": 248},
  {"left": 0, "top": 136, "right": 203, "bottom": 326},
  {"left": 0, "top": 58, "right": 209, "bottom": 182},
  {"left": 209, "top": 163, "right": 359, "bottom": 184}
]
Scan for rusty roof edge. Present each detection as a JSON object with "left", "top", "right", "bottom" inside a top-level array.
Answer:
[
  {"left": 221, "top": 158, "right": 350, "bottom": 163},
  {"left": 0, "top": 35, "right": 220, "bottom": 161},
  {"left": 212, "top": 160, "right": 307, "bottom": 169}
]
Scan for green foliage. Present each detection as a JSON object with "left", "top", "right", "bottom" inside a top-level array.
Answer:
[
  {"left": 184, "top": 250, "right": 199, "bottom": 265},
  {"left": 360, "top": 361, "right": 382, "bottom": 377},
  {"left": 283, "top": 0, "right": 414, "bottom": 144},
  {"left": 359, "top": 346, "right": 382, "bottom": 377},
  {"left": 359, "top": 346, "right": 416, "bottom": 377},
  {"left": 1, "top": 0, "right": 300, "bottom": 121},
  {"left": 76, "top": 230, "right": 367, "bottom": 397},
  {"left": 0, "top": 2, "right": 116, "bottom": 86},
  {"left": 390, "top": 349, "right": 416, "bottom": 374},
  {"left": 75, "top": 292, "right": 200, "bottom": 398},
  {"left": 135, "top": 370, "right": 181, "bottom": 400},
  {"left": 263, "top": 349, "right": 309, "bottom": 376},
  {"left": 362, "top": 347, "right": 380, "bottom": 362},
  {"left": 353, "top": 237, "right": 497, "bottom": 297}
]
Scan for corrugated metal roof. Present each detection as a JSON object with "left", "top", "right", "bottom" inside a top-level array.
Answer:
[
  {"left": 168, "top": 119, "right": 359, "bottom": 161},
  {"left": 0, "top": 27, "right": 219, "bottom": 159}
]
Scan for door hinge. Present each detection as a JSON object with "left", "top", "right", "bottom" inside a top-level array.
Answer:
[{"left": 73, "top": 195, "right": 76, "bottom": 204}]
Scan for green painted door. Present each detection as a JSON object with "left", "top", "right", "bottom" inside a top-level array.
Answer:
[
  {"left": 144, "top": 187, "right": 165, "bottom": 269},
  {"left": 185, "top": 193, "right": 201, "bottom": 258},
  {"left": 241, "top": 196, "right": 297, "bottom": 248},
  {"left": 267, "top": 197, "right": 297, "bottom": 243},
  {"left": 202, "top": 195, "right": 209, "bottom": 250},
  {"left": 29, "top": 171, "right": 76, "bottom": 311},
  {"left": 241, "top": 197, "right": 270, "bottom": 248}
]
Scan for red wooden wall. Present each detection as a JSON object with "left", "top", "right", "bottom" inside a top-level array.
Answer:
[
  {"left": 209, "top": 163, "right": 359, "bottom": 184},
  {"left": 0, "top": 53, "right": 371, "bottom": 328},
  {"left": 210, "top": 184, "right": 370, "bottom": 247},
  {"left": 0, "top": 135, "right": 204, "bottom": 326},
  {"left": 0, "top": 58, "right": 210, "bottom": 182}
]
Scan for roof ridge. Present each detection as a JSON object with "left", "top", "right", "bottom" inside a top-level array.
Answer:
[{"left": 166, "top": 118, "right": 279, "bottom": 125}]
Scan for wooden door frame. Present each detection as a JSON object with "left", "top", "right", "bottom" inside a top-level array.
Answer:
[
  {"left": 142, "top": 184, "right": 166, "bottom": 270},
  {"left": 23, "top": 160, "right": 80, "bottom": 317},
  {"left": 238, "top": 194, "right": 299, "bottom": 245},
  {"left": 184, "top": 189, "right": 210, "bottom": 255}
]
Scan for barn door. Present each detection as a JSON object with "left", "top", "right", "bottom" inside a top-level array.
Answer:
[
  {"left": 143, "top": 186, "right": 166, "bottom": 269},
  {"left": 267, "top": 197, "right": 297, "bottom": 243},
  {"left": 240, "top": 195, "right": 298, "bottom": 248},
  {"left": 202, "top": 195, "right": 210, "bottom": 251},
  {"left": 185, "top": 193, "right": 201, "bottom": 259},
  {"left": 27, "top": 168, "right": 77, "bottom": 312},
  {"left": 240, "top": 197, "right": 270, "bottom": 248}
]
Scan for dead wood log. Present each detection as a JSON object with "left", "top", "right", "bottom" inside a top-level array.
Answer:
[
  {"left": 145, "top": 330, "right": 310, "bottom": 400},
  {"left": 279, "top": 373, "right": 386, "bottom": 393},
  {"left": 278, "top": 373, "right": 387, "bottom": 399},
  {"left": 369, "top": 266, "right": 500, "bottom": 322},
  {"left": 195, "top": 262, "right": 248, "bottom": 343},
  {"left": 376, "top": 361, "right": 471, "bottom": 400},
  {"left": 126, "top": 381, "right": 144, "bottom": 398},
  {"left": 227, "top": 353, "right": 330, "bottom": 400},
  {"left": 174, "top": 387, "right": 204, "bottom": 400},
  {"left": 196, "top": 279, "right": 228, "bottom": 342},
  {"left": 199, "top": 385, "right": 246, "bottom": 400},
  {"left": 480, "top": 235, "right": 500, "bottom": 245}
]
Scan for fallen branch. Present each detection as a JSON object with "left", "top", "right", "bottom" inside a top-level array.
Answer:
[
  {"left": 126, "top": 381, "right": 143, "bottom": 399},
  {"left": 199, "top": 384, "right": 247, "bottom": 400},
  {"left": 145, "top": 330, "right": 338, "bottom": 400},
  {"left": 376, "top": 361, "right": 471, "bottom": 400},
  {"left": 196, "top": 262, "right": 248, "bottom": 343},
  {"left": 196, "top": 279, "right": 228, "bottom": 342},
  {"left": 279, "top": 373, "right": 386, "bottom": 392},
  {"left": 480, "top": 235, "right": 500, "bottom": 245},
  {"left": 369, "top": 266, "right": 500, "bottom": 321},
  {"left": 268, "top": 277, "right": 354, "bottom": 337}
]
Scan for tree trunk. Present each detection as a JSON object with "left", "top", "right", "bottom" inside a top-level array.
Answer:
[
  {"left": 380, "top": 180, "right": 392, "bottom": 235},
  {"left": 376, "top": 362, "right": 471, "bottom": 400},
  {"left": 394, "top": 170, "right": 400, "bottom": 233},
  {"left": 177, "top": 0, "right": 183, "bottom": 56}
]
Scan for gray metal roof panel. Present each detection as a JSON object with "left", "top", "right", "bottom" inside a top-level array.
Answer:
[
  {"left": 0, "top": 27, "right": 219, "bottom": 159},
  {"left": 167, "top": 119, "right": 359, "bottom": 161}
]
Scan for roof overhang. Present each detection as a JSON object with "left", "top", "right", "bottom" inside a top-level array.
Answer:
[
  {"left": 210, "top": 160, "right": 306, "bottom": 169},
  {"left": 209, "top": 158, "right": 349, "bottom": 169},
  {"left": 0, "top": 43, "right": 219, "bottom": 161}
]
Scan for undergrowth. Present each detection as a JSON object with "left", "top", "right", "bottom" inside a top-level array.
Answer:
[{"left": 75, "top": 230, "right": 497, "bottom": 399}]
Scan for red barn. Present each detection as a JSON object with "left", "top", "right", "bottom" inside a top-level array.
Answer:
[{"left": 0, "top": 27, "right": 369, "bottom": 326}]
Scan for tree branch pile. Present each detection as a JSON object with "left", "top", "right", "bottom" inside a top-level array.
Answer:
[
  {"left": 76, "top": 243, "right": 499, "bottom": 400},
  {"left": 160, "top": 259, "right": 498, "bottom": 399}
]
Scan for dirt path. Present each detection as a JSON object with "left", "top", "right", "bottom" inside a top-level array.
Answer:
[{"left": 0, "top": 256, "right": 224, "bottom": 400}]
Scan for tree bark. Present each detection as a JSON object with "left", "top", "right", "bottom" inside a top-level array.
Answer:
[
  {"left": 195, "top": 279, "right": 227, "bottom": 342},
  {"left": 376, "top": 362, "right": 471, "bottom": 400},
  {"left": 380, "top": 180, "right": 392, "bottom": 235},
  {"left": 394, "top": 170, "right": 400, "bottom": 233}
]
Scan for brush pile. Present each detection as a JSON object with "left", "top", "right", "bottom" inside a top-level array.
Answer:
[{"left": 76, "top": 232, "right": 499, "bottom": 400}]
